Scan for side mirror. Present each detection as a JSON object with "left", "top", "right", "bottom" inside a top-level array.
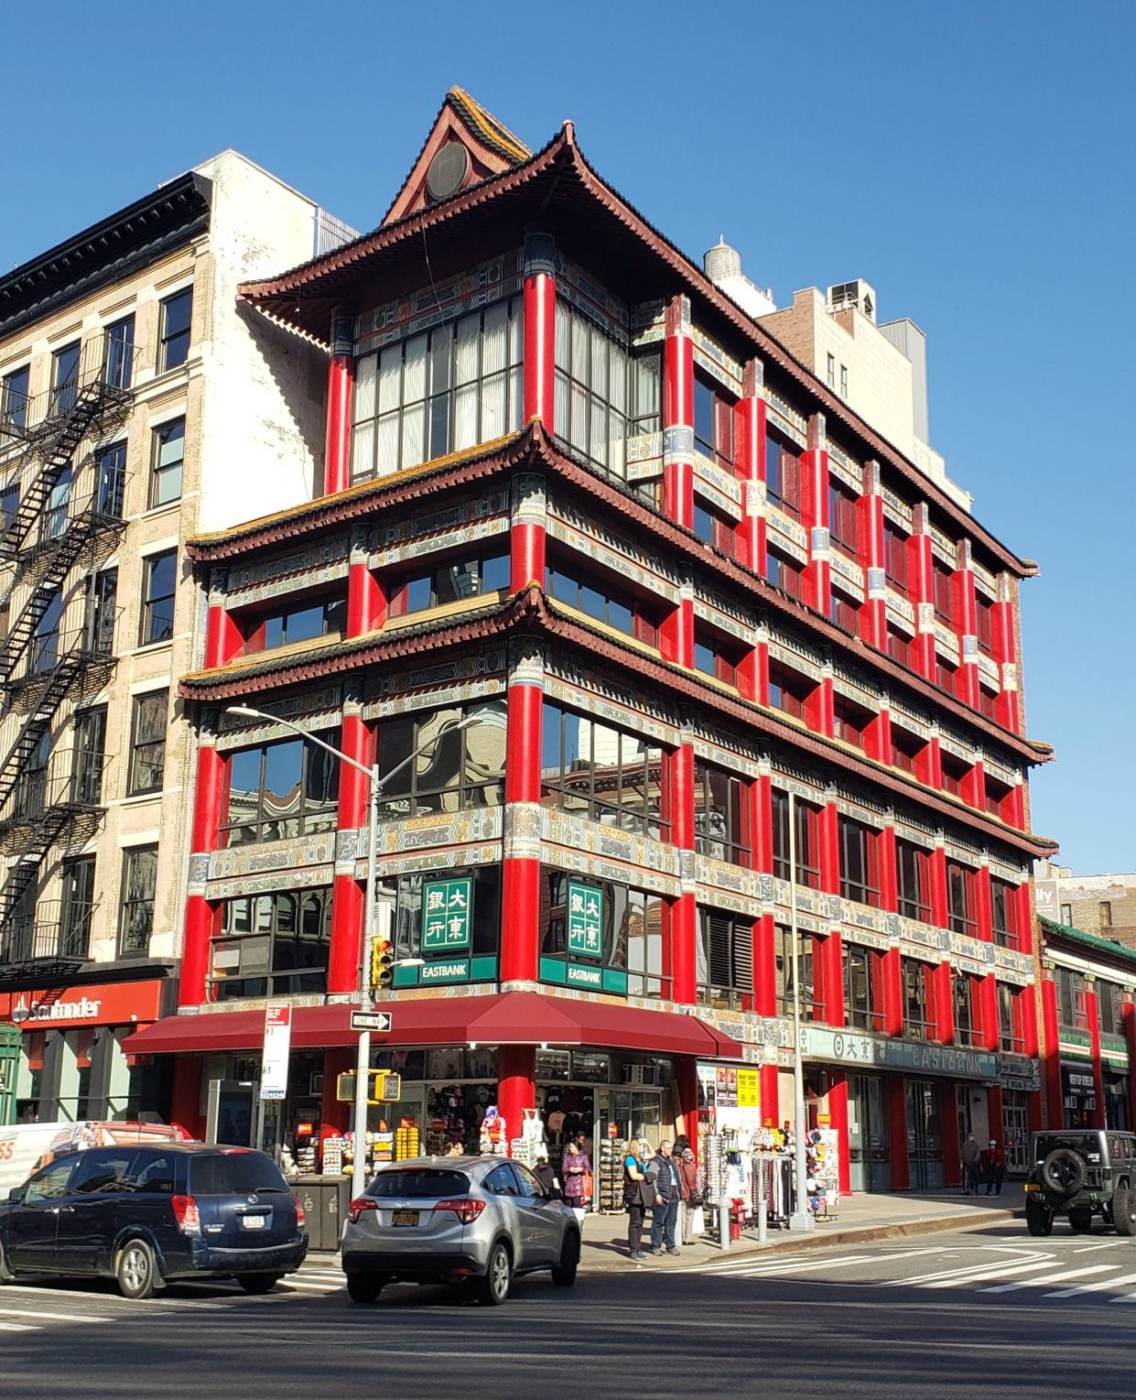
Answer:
[{"left": 8, "top": 1187, "right": 23, "bottom": 1203}]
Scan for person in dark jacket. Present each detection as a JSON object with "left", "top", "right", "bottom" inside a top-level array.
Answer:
[
  {"left": 647, "top": 1140, "right": 681, "bottom": 1256},
  {"left": 981, "top": 1139, "right": 1006, "bottom": 1195},
  {"left": 624, "top": 1139, "right": 653, "bottom": 1261},
  {"left": 533, "top": 1148, "right": 562, "bottom": 1199}
]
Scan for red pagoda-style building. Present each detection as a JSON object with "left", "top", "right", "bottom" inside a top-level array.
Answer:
[{"left": 127, "top": 89, "right": 1057, "bottom": 1192}]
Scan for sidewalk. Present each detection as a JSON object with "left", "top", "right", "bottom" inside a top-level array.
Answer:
[{"left": 581, "top": 1184, "right": 1025, "bottom": 1271}]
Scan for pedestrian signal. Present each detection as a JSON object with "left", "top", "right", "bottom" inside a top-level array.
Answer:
[{"left": 369, "top": 938, "right": 394, "bottom": 991}]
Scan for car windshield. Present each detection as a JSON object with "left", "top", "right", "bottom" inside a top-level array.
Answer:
[
  {"left": 367, "top": 1169, "right": 470, "bottom": 1199},
  {"left": 189, "top": 1151, "right": 289, "bottom": 1195},
  {"left": 1035, "top": 1134, "right": 1102, "bottom": 1159}
]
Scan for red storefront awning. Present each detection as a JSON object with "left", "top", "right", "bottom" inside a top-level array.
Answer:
[{"left": 122, "top": 992, "right": 743, "bottom": 1061}]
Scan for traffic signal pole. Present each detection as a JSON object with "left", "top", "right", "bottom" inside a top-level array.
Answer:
[{"left": 351, "top": 765, "right": 381, "bottom": 1200}]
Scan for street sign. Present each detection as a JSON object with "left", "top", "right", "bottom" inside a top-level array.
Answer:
[
  {"left": 422, "top": 876, "right": 472, "bottom": 953},
  {"left": 351, "top": 1010, "right": 393, "bottom": 1033},
  {"left": 260, "top": 1003, "right": 292, "bottom": 1101}
]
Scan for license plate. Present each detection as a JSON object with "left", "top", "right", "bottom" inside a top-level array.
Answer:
[
  {"left": 391, "top": 1210, "right": 418, "bottom": 1227},
  {"left": 240, "top": 1214, "right": 267, "bottom": 1230}
]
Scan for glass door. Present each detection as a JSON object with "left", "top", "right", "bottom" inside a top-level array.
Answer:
[
  {"left": 906, "top": 1080, "right": 944, "bottom": 1189},
  {"left": 849, "top": 1075, "right": 890, "bottom": 1192}
]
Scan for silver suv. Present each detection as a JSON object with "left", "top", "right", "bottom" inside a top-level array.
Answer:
[{"left": 341, "top": 1156, "right": 581, "bottom": 1306}]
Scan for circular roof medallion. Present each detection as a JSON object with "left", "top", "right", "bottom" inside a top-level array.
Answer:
[{"left": 426, "top": 143, "right": 471, "bottom": 203}]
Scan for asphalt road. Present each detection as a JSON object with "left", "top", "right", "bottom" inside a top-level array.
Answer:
[{"left": 1, "top": 1223, "right": 1134, "bottom": 1398}]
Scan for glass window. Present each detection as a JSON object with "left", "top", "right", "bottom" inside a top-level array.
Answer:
[
  {"left": 90, "top": 568, "right": 118, "bottom": 656},
  {"left": 129, "top": 691, "right": 168, "bottom": 795},
  {"left": 693, "top": 629, "right": 738, "bottom": 686},
  {"left": 947, "top": 861, "right": 977, "bottom": 937},
  {"left": 212, "top": 889, "right": 332, "bottom": 1000},
  {"left": 24, "top": 1157, "right": 76, "bottom": 1203},
  {"left": 884, "top": 522, "right": 908, "bottom": 592},
  {"left": 693, "top": 500, "right": 735, "bottom": 556},
  {"left": 845, "top": 944, "right": 882, "bottom": 1030},
  {"left": 694, "top": 760, "right": 750, "bottom": 866},
  {"left": 70, "top": 1149, "right": 136, "bottom": 1195},
  {"left": 376, "top": 701, "right": 506, "bottom": 819},
  {"left": 697, "top": 909, "right": 753, "bottom": 1006},
  {"left": 765, "top": 428, "right": 800, "bottom": 519},
  {"left": 768, "top": 662, "right": 812, "bottom": 721},
  {"left": 246, "top": 595, "right": 346, "bottom": 653},
  {"left": 95, "top": 441, "right": 127, "bottom": 517},
  {"left": 903, "top": 958, "right": 932, "bottom": 1040},
  {"left": 353, "top": 297, "right": 523, "bottom": 481},
  {"left": 897, "top": 839, "right": 932, "bottom": 923},
  {"left": 72, "top": 706, "right": 106, "bottom": 806},
  {"left": 775, "top": 924, "right": 819, "bottom": 1020},
  {"left": 386, "top": 866, "right": 500, "bottom": 967},
  {"left": 839, "top": 816, "right": 880, "bottom": 907},
  {"left": 140, "top": 550, "right": 177, "bottom": 645},
  {"left": 693, "top": 374, "right": 734, "bottom": 470},
  {"left": 999, "top": 984, "right": 1024, "bottom": 1053},
  {"left": 976, "top": 595, "right": 995, "bottom": 657},
  {"left": 104, "top": 315, "right": 134, "bottom": 391},
  {"left": 832, "top": 697, "right": 870, "bottom": 750},
  {"left": 771, "top": 789, "right": 821, "bottom": 888},
  {"left": 991, "top": 878, "right": 1019, "bottom": 949},
  {"left": 224, "top": 732, "right": 338, "bottom": 845},
  {"left": 933, "top": 562, "right": 954, "bottom": 625},
  {"left": 829, "top": 587, "right": 859, "bottom": 635},
  {"left": 765, "top": 547, "right": 803, "bottom": 599},
  {"left": 60, "top": 857, "right": 96, "bottom": 960},
  {"left": 151, "top": 418, "right": 185, "bottom": 506},
  {"left": 891, "top": 726, "right": 922, "bottom": 774},
  {"left": 540, "top": 700, "right": 667, "bottom": 839},
  {"left": 52, "top": 341, "right": 80, "bottom": 417},
  {"left": 391, "top": 551, "right": 510, "bottom": 618},
  {"left": 540, "top": 872, "right": 667, "bottom": 1000},
  {"left": 159, "top": 289, "right": 192, "bottom": 372},
  {"left": 886, "top": 626, "right": 912, "bottom": 668},
  {"left": 828, "top": 481, "right": 858, "bottom": 559},
  {"left": 1, "top": 364, "right": 30, "bottom": 434},
  {"left": 119, "top": 846, "right": 158, "bottom": 957},
  {"left": 544, "top": 561, "right": 653, "bottom": 642}
]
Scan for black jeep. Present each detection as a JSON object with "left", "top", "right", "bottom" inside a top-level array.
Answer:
[{"left": 1024, "top": 1129, "right": 1136, "bottom": 1236}]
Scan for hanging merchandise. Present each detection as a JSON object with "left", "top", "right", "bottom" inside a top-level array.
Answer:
[
  {"left": 322, "top": 1137, "right": 344, "bottom": 1176},
  {"left": 521, "top": 1107, "right": 545, "bottom": 1144},
  {"left": 395, "top": 1118, "right": 420, "bottom": 1162},
  {"left": 597, "top": 1137, "right": 628, "bottom": 1214},
  {"left": 808, "top": 1127, "right": 840, "bottom": 1216}
]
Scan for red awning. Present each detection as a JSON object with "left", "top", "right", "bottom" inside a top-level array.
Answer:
[{"left": 122, "top": 992, "right": 743, "bottom": 1061}]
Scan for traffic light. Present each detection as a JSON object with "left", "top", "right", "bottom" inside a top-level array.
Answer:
[
  {"left": 336, "top": 1070, "right": 401, "bottom": 1103},
  {"left": 369, "top": 938, "right": 394, "bottom": 992}
]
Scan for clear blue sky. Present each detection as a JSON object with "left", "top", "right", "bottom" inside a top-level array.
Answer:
[{"left": 5, "top": 2, "right": 1132, "bottom": 871}]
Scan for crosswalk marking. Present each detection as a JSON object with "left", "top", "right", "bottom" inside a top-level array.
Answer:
[
  {"left": 1046, "top": 1270, "right": 1136, "bottom": 1299},
  {"left": 680, "top": 1252, "right": 876, "bottom": 1277},
  {"left": 0, "top": 1305, "right": 111, "bottom": 1324},
  {"left": 921, "top": 1259, "right": 1058, "bottom": 1290},
  {"left": 0, "top": 1321, "right": 36, "bottom": 1332},
  {"left": 979, "top": 1264, "right": 1118, "bottom": 1294}
]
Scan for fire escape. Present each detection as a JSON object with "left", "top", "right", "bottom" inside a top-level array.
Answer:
[{"left": 0, "top": 332, "right": 134, "bottom": 980}]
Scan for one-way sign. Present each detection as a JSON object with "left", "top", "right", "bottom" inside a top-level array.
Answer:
[{"left": 351, "top": 1010, "right": 393, "bottom": 1033}]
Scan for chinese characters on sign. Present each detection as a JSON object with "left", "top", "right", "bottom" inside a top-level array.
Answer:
[
  {"left": 260, "top": 1003, "right": 292, "bottom": 1101},
  {"left": 567, "top": 882, "right": 603, "bottom": 959},
  {"left": 422, "top": 877, "right": 473, "bottom": 953}
]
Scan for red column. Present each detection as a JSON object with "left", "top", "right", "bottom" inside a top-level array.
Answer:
[
  {"left": 500, "top": 644, "right": 544, "bottom": 984},
  {"left": 907, "top": 505, "right": 937, "bottom": 682},
  {"left": 170, "top": 1057, "right": 204, "bottom": 1139},
  {"left": 327, "top": 705, "right": 376, "bottom": 996},
  {"left": 858, "top": 461, "right": 887, "bottom": 649},
  {"left": 179, "top": 737, "right": 226, "bottom": 1007},
  {"left": 346, "top": 551, "right": 385, "bottom": 635},
  {"left": 662, "top": 295, "right": 694, "bottom": 530},
  {"left": 1124, "top": 1000, "right": 1136, "bottom": 1135},
  {"left": 882, "top": 952, "right": 904, "bottom": 1037},
  {"left": 1022, "top": 984, "right": 1040, "bottom": 1058},
  {"left": 887, "top": 1078, "right": 910, "bottom": 1189},
  {"left": 987, "top": 1085, "right": 1005, "bottom": 1154},
  {"left": 675, "top": 1058, "right": 700, "bottom": 1154},
  {"left": 800, "top": 413, "right": 830, "bottom": 617},
  {"left": 497, "top": 1045, "right": 536, "bottom": 1154},
  {"left": 753, "top": 914, "right": 777, "bottom": 1017},
  {"left": 940, "top": 1082, "right": 961, "bottom": 1187},
  {"left": 1040, "top": 973, "right": 1063, "bottom": 1127},
  {"left": 204, "top": 594, "right": 242, "bottom": 669},
  {"left": 736, "top": 359, "right": 766, "bottom": 575},
  {"left": 522, "top": 229, "right": 556, "bottom": 429},
  {"left": 929, "top": 845, "right": 949, "bottom": 929},
  {"left": 992, "top": 575, "right": 1021, "bottom": 733},
  {"left": 510, "top": 473, "right": 546, "bottom": 592},
  {"left": 975, "top": 866, "right": 994, "bottom": 942},
  {"left": 952, "top": 541, "right": 980, "bottom": 709},
  {"left": 932, "top": 962, "right": 955, "bottom": 1044},
  {"left": 1004, "top": 782, "right": 1027, "bottom": 833},
  {"left": 864, "top": 706, "right": 892, "bottom": 765},
  {"left": 961, "top": 758, "right": 985, "bottom": 813},
  {"left": 827, "top": 1072, "right": 852, "bottom": 1196},
  {"left": 880, "top": 822, "right": 903, "bottom": 1037},
  {"left": 752, "top": 775, "right": 776, "bottom": 1016},
  {"left": 818, "top": 801, "right": 844, "bottom": 1026},
  {"left": 324, "top": 308, "right": 354, "bottom": 496},
  {"left": 670, "top": 738, "right": 697, "bottom": 1005},
  {"left": 759, "top": 1064, "right": 779, "bottom": 1129},
  {"left": 977, "top": 975, "right": 1000, "bottom": 1053},
  {"left": 915, "top": 733, "right": 943, "bottom": 790},
  {"left": 1084, "top": 980, "right": 1106, "bottom": 1129}
]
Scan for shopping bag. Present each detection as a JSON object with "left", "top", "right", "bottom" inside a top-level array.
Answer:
[{"left": 689, "top": 1205, "right": 705, "bottom": 1236}]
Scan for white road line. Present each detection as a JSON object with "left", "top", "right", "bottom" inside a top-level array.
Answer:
[
  {"left": 0, "top": 1283, "right": 227, "bottom": 1311},
  {"left": 280, "top": 1279, "right": 342, "bottom": 1293},
  {"left": 899, "top": 1250, "right": 1050, "bottom": 1287},
  {"left": 1073, "top": 1240, "right": 1129, "bottom": 1253},
  {"left": 1046, "top": 1270, "right": 1136, "bottom": 1298},
  {"left": 921, "top": 1259, "right": 1059, "bottom": 1290},
  {"left": 680, "top": 1252, "right": 875, "bottom": 1276},
  {"left": 980, "top": 1264, "right": 1118, "bottom": 1294},
  {"left": 703, "top": 1247, "right": 950, "bottom": 1281},
  {"left": 0, "top": 1306, "right": 111, "bottom": 1324},
  {"left": 0, "top": 1321, "right": 36, "bottom": 1332}
]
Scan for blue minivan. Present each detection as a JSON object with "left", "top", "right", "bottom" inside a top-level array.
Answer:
[{"left": 0, "top": 1143, "right": 307, "bottom": 1298}]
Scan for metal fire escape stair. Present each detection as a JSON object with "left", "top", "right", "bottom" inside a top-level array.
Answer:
[{"left": 0, "top": 336, "right": 133, "bottom": 965}]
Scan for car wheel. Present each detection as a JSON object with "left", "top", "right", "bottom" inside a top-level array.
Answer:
[
  {"left": 1042, "top": 1148, "right": 1086, "bottom": 1198},
  {"left": 551, "top": 1232, "right": 580, "bottom": 1287},
  {"left": 237, "top": 1274, "right": 282, "bottom": 1294},
  {"left": 477, "top": 1242, "right": 512, "bottom": 1306},
  {"left": 346, "top": 1272, "right": 387, "bottom": 1303},
  {"left": 0, "top": 1240, "right": 14, "bottom": 1284},
  {"left": 115, "top": 1240, "right": 159, "bottom": 1300},
  {"left": 1113, "top": 1186, "right": 1136, "bottom": 1236},
  {"left": 1025, "top": 1197, "right": 1053, "bottom": 1237},
  {"left": 1068, "top": 1208, "right": 1093, "bottom": 1234}
]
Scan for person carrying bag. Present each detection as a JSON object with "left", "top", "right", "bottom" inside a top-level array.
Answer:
[{"left": 623, "top": 1139, "right": 654, "bottom": 1261}]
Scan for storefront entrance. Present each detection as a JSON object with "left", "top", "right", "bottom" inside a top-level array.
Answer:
[
  {"left": 1002, "top": 1091, "right": 1030, "bottom": 1174},
  {"left": 847, "top": 1074, "right": 890, "bottom": 1192},
  {"left": 1104, "top": 1071, "right": 1131, "bottom": 1130},
  {"left": 906, "top": 1080, "right": 944, "bottom": 1189}
]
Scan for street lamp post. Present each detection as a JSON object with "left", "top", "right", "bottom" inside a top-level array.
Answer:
[
  {"left": 787, "top": 790, "right": 815, "bottom": 1232},
  {"left": 224, "top": 705, "right": 474, "bottom": 1198}
]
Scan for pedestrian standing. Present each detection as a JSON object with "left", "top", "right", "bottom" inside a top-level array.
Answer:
[
  {"left": 533, "top": 1147, "right": 562, "bottom": 1199},
  {"left": 962, "top": 1134, "right": 981, "bottom": 1195},
  {"left": 678, "top": 1146, "right": 701, "bottom": 1244},
  {"left": 623, "top": 1138, "right": 653, "bottom": 1261},
  {"left": 647, "top": 1139, "right": 681, "bottom": 1256},
  {"left": 981, "top": 1138, "right": 1006, "bottom": 1195},
  {"left": 562, "top": 1137, "right": 591, "bottom": 1212}
]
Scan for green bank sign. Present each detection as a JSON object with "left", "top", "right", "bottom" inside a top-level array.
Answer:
[
  {"left": 422, "top": 877, "right": 472, "bottom": 953},
  {"left": 567, "top": 882, "right": 603, "bottom": 959}
]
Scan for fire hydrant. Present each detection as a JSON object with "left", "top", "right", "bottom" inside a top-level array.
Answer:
[{"left": 730, "top": 1198, "right": 744, "bottom": 1242}]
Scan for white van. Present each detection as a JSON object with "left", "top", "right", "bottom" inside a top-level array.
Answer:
[{"left": 0, "top": 1121, "right": 190, "bottom": 1195}]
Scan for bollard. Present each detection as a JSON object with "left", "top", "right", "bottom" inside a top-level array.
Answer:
[{"left": 718, "top": 1196, "right": 731, "bottom": 1252}]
